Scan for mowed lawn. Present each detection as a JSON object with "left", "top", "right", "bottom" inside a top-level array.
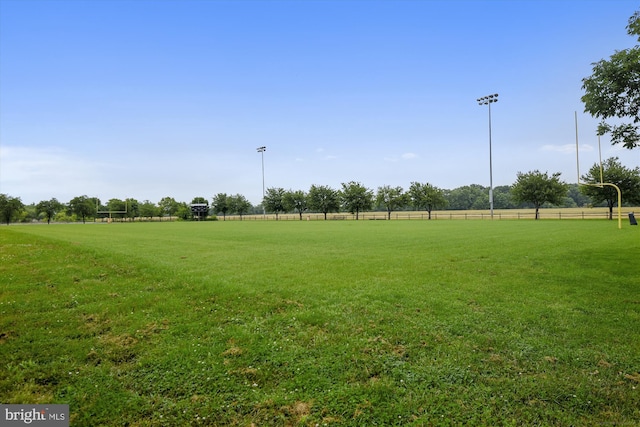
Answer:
[{"left": 1, "top": 220, "right": 639, "bottom": 426}]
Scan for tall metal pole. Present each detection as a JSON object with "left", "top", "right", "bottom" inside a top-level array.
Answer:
[
  {"left": 257, "top": 146, "right": 266, "bottom": 216},
  {"left": 477, "top": 94, "right": 498, "bottom": 219}
]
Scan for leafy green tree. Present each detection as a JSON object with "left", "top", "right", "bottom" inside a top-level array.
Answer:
[
  {"left": 158, "top": 197, "right": 179, "bottom": 220},
  {"left": 175, "top": 202, "right": 191, "bottom": 220},
  {"left": 0, "top": 194, "right": 25, "bottom": 225},
  {"left": 566, "top": 184, "right": 592, "bottom": 208},
  {"left": 376, "top": 185, "right": 408, "bottom": 220},
  {"left": 263, "top": 187, "right": 287, "bottom": 220},
  {"left": 68, "top": 195, "right": 98, "bottom": 223},
  {"left": 340, "top": 181, "right": 373, "bottom": 220},
  {"left": 579, "top": 157, "right": 640, "bottom": 219},
  {"left": 283, "top": 190, "right": 308, "bottom": 220},
  {"left": 445, "top": 184, "right": 488, "bottom": 210},
  {"left": 106, "top": 199, "right": 127, "bottom": 220},
  {"left": 212, "top": 193, "right": 230, "bottom": 221},
  {"left": 582, "top": 10, "right": 640, "bottom": 149},
  {"left": 36, "top": 198, "right": 63, "bottom": 224},
  {"left": 228, "top": 194, "right": 252, "bottom": 219},
  {"left": 308, "top": 185, "right": 340, "bottom": 220},
  {"left": 408, "top": 182, "right": 447, "bottom": 220},
  {"left": 493, "top": 185, "right": 516, "bottom": 209},
  {"left": 125, "top": 198, "right": 140, "bottom": 221},
  {"left": 139, "top": 200, "right": 160, "bottom": 220},
  {"left": 22, "top": 203, "right": 38, "bottom": 222},
  {"left": 511, "top": 171, "right": 568, "bottom": 219}
]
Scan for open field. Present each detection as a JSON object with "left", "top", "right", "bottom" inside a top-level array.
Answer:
[{"left": 1, "top": 220, "right": 639, "bottom": 426}]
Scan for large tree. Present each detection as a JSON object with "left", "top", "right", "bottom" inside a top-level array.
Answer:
[
  {"left": 228, "top": 194, "right": 252, "bottom": 219},
  {"left": 308, "top": 185, "right": 340, "bottom": 220},
  {"left": 579, "top": 157, "right": 640, "bottom": 219},
  {"left": 68, "top": 195, "right": 98, "bottom": 223},
  {"left": 158, "top": 196, "right": 179, "bottom": 220},
  {"left": 283, "top": 190, "right": 308, "bottom": 220},
  {"left": 340, "top": 181, "right": 373, "bottom": 220},
  {"left": 36, "top": 198, "right": 63, "bottom": 224},
  {"left": 263, "top": 187, "right": 287, "bottom": 220},
  {"left": 0, "top": 194, "right": 25, "bottom": 225},
  {"left": 376, "top": 185, "right": 408, "bottom": 220},
  {"left": 511, "top": 171, "right": 568, "bottom": 219},
  {"left": 582, "top": 10, "right": 640, "bottom": 149},
  {"left": 139, "top": 200, "right": 160, "bottom": 220},
  {"left": 212, "top": 193, "right": 230, "bottom": 221},
  {"left": 408, "top": 182, "right": 447, "bottom": 220}
]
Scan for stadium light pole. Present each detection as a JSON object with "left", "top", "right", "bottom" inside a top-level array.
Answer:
[
  {"left": 477, "top": 93, "right": 498, "bottom": 219},
  {"left": 257, "top": 146, "right": 266, "bottom": 216}
]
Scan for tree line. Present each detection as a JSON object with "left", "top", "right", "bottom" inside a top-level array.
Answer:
[{"left": 2, "top": 159, "right": 639, "bottom": 225}]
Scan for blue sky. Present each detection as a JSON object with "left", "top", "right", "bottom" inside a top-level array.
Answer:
[{"left": 1, "top": 0, "right": 639, "bottom": 205}]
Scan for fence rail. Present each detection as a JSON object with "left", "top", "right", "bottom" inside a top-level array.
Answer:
[{"left": 221, "top": 209, "right": 637, "bottom": 221}]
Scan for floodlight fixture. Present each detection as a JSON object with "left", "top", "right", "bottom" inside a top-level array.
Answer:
[
  {"left": 477, "top": 93, "right": 499, "bottom": 219},
  {"left": 257, "top": 146, "right": 267, "bottom": 216}
]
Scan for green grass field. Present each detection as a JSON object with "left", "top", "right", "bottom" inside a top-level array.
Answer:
[{"left": 1, "top": 220, "right": 639, "bottom": 426}]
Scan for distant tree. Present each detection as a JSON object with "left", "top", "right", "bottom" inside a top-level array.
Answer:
[
  {"left": 511, "top": 171, "right": 569, "bottom": 219},
  {"left": 445, "top": 184, "right": 488, "bottom": 210},
  {"left": 0, "top": 194, "right": 25, "bottom": 225},
  {"left": 212, "top": 193, "right": 230, "bottom": 221},
  {"left": 493, "top": 185, "right": 516, "bottom": 209},
  {"left": 175, "top": 202, "right": 192, "bottom": 220},
  {"left": 35, "top": 198, "right": 63, "bottom": 224},
  {"left": 229, "top": 194, "right": 252, "bottom": 219},
  {"left": 308, "top": 185, "right": 340, "bottom": 220},
  {"left": 125, "top": 198, "right": 140, "bottom": 221},
  {"left": 408, "top": 182, "right": 447, "bottom": 219},
  {"left": 68, "top": 195, "right": 98, "bottom": 223},
  {"left": 566, "top": 184, "right": 592, "bottom": 207},
  {"left": 158, "top": 197, "right": 179, "bottom": 220},
  {"left": 139, "top": 200, "right": 160, "bottom": 220},
  {"left": 582, "top": 10, "right": 640, "bottom": 149},
  {"left": 283, "top": 189, "right": 308, "bottom": 220},
  {"left": 23, "top": 203, "right": 39, "bottom": 222},
  {"left": 106, "top": 198, "right": 127, "bottom": 220},
  {"left": 579, "top": 157, "right": 640, "bottom": 219},
  {"left": 263, "top": 187, "right": 287, "bottom": 220},
  {"left": 376, "top": 185, "right": 408, "bottom": 220},
  {"left": 340, "top": 181, "right": 374, "bottom": 220}
]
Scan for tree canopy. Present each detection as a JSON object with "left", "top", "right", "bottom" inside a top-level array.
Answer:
[
  {"left": 408, "top": 182, "right": 447, "bottom": 219},
  {"left": 68, "top": 195, "right": 97, "bottom": 224},
  {"left": 582, "top": 10, "right": 640, "bottom": 149},
  {"left": 340, "top": 182, "right": 374, "bottom": 220},
  {"left": 35, "top": 198, "right": 63, "bottom": 224},
  {"left": 308, "top": 185, "right": 340, "bottom": 220},
  {"left": 376, "top": 185, "right": 408, "bottom": 220},
  {"left": 0, "top": 194, "right": 24, "bottom": 225},
  {"left": 511, "top": 171, "right": 568, "bottom": 219},
  {"left": 580, "top": 157, "right": 640, "bottom": 219},
  {"left": 263, "top": 187, "right": 287, "bottom": 220}
]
